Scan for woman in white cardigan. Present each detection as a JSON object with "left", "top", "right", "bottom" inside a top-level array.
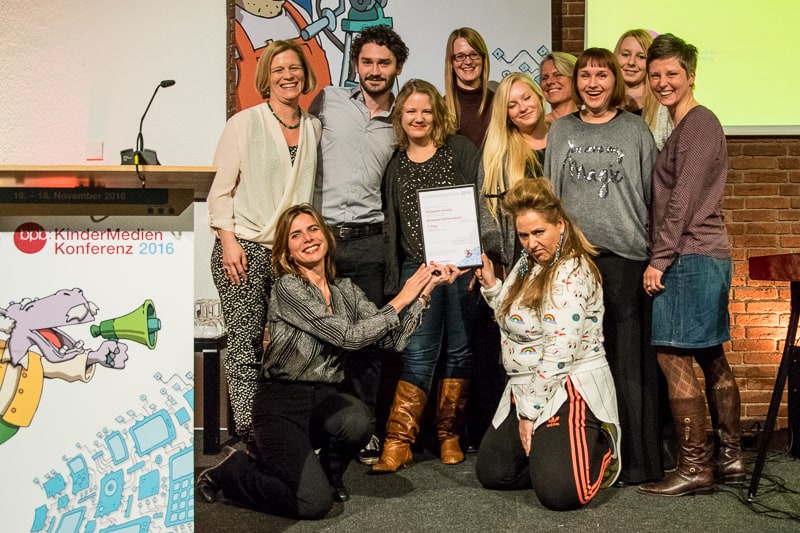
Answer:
[
  {"left": 473, "top": 178, "right": 620, "bottom": 511},
  {"left": 207, "top": 39, "right": 320, "bottom": 450}
]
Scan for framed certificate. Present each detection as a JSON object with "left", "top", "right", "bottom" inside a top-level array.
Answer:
[{"left": 417, "top": 184, "right": 482, "bottom": 268}]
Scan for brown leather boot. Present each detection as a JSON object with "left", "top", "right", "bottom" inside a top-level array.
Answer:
[
  {"left": 436, "top": 378, "right": 469, "bottom": 465},
  {"left": 371, "top": 381, "right": 427, "bottom": 474},
  {"left": 639, "top": 397, "right": 714, "bottom": 496},
  {"left": 707, "top": 384, "right": 746, "bottom": 484}
]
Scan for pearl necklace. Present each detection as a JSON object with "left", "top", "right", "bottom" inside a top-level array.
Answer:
[{"left": 268, "top": 101, "right": 300, "bottom": 130}]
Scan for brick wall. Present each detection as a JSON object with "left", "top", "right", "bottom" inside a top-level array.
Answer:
[{"left": 554, "top": 0, "right": 800, "bottom": 427}]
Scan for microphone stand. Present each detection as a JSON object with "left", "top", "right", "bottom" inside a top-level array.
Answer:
[{"left": 124, "top": 80, "right": 175, "bottom": 186}]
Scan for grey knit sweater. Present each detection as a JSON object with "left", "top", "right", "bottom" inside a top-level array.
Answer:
[{"left": 544, "top": 111, "right": 657, "bottom": 261}]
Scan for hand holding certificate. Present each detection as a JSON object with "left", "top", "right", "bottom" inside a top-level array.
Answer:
[{"left": 417, "top": 184, "right": 482, "bottom": 269}]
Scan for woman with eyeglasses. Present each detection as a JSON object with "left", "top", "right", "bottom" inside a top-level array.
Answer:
[
  {"left": 444, "top": 26, "right": 498, "bottom": 455},
  {"left": 444, "top": 27, "right": 494, "bottom": 148}
]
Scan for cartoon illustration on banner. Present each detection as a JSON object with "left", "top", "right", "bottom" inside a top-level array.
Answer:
[{"left": 0, "top": 290, "right": 160, "bottom": 445}]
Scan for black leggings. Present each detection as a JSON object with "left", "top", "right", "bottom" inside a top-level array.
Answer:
[
  {"left": 213, "top": 380, "right": 371, "bottom": 519},
  {"left": 476, "top": 379, "right": 611, "bottom": 511}
]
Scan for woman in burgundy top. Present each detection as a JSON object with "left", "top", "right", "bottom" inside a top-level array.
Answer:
[
  {"left": 639, "top": 33, "right": 744, "bottom": 497},
  {"left": 443, "top": 27, "right": 494, "bottom": 148}
]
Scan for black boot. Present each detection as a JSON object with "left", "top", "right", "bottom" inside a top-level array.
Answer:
[
  {"left": 196, "top": 448, "right": 243, "bottom": 503},
  {"left": 328, "top": 472, "right": 349, "bottom": 502},
  {"left": 319, "top": 449, "right": 350, "bottom": 502}
]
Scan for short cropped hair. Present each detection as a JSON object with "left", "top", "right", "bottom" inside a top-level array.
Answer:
[{"left": 646, "top": 33, "right": 698, "bottom": 77}]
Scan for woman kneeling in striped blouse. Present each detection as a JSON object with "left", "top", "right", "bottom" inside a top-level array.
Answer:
[{"left": 197, "top": 203, "right": 457, "bottom": 519}]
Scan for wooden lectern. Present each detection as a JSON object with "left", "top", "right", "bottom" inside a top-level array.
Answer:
[{"left": 747, "top": 253, "right": 800, "bottom": 500}]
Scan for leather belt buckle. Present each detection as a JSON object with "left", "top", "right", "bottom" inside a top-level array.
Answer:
[{"left": 336, "top": 226, "right": 356, "bottom": 240}]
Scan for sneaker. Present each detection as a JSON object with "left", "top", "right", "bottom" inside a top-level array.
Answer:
[
  {"left": 356, "top": 434, "right": 381, "bottom": 466},
  {"left": 600, "top": 422, "right": 621, "bottom": 488}
]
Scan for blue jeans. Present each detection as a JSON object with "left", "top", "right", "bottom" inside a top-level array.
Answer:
[{"left": 398, "top": 259, "right": 476, "bottom": 392}]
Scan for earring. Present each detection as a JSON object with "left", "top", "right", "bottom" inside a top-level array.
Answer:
[
  {"left": 518, "top": 249, "right": 529, "bottom": 277},
  {"left": 547, "top": 231, "right": 565, "bottom": 268}
]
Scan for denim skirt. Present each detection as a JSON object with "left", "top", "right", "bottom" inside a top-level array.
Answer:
[{"left": 651, "top": 254, "right": 731, "bottom": 348}]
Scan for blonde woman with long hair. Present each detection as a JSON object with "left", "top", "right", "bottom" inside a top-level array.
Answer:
[
  {"left": 614, "top": 29, "right": 673, "bottom": 149},
  {"left": 479, "top": 72, "right": 548, "bottom": 271}
]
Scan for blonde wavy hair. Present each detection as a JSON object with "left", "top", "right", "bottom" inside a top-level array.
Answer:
[
  {"left": 497, "top": 178, "right": 600, "bottom": 318},
  {"left": 481, "top": 72, "right": 546, "bottom": 222},
  {"left": 392, "top": 79, "right": 455, "bottom": 150}
]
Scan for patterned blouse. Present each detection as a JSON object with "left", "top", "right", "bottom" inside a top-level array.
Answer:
[{"left": 481, "top": 256, "right": 619, "bottom": 431}]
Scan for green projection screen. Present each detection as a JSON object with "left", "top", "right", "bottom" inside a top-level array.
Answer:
[{"left": 586, "top": 0, "right": 798, "bottom": 134}]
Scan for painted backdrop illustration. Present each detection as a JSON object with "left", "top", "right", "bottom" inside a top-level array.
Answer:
[{"left": 233, "top": 0, "right": 552, "bottom": 114}]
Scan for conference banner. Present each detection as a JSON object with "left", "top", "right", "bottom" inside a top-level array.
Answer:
[{"left": 0, "top": 191, "right": 194, "bottom": 533}]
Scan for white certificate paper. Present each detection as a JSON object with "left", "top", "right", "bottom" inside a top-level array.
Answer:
[{"left": 417, "top": 184, "right": 482, "bottom": 268}]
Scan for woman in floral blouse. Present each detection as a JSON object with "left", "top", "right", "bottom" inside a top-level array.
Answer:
[{"left": 473, "top": 178, "right": 620, "bottom": 511}]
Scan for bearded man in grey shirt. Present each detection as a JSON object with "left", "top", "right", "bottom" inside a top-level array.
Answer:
[{"left": 310, "top": 25, "right": 409, "bottom": 465}]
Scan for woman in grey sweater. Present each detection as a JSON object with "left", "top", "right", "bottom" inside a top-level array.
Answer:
[
  {"left": 196, "top": 203, "right": 452, "bottom": 519},
  {"left": 544, "top": 48, "right": 661, "bottom": 486}
]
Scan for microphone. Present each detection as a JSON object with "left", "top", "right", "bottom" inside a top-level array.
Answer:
[{"left": 121, "top": 79, "right": 176, "bottom": 166}]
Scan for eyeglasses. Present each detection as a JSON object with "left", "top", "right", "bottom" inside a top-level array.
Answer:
[{"left": 452, "top": 52, "right": 482, "bottom": 64}]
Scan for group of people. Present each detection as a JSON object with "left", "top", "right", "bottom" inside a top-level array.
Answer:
[{"left": 197, "top": 23, "right": 743, "bottom": 518}]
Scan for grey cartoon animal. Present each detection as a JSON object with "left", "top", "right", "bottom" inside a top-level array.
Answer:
[{"left": 0, "top": 288, "right": 131, "bottom": 444}]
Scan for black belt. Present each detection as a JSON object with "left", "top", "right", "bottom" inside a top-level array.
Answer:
[{"left": 330, "top": 223, "right": 382, "bottom": 241}]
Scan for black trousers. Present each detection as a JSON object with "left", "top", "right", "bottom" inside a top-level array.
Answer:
[
  {"left": 334, "top": 233, "right": 386, "bottom": 435},
  {"left": 214, "top": 380, "right": 371, "bottom": 519},
  {"left": 595, "top": 253, "right": 663, "bottom": 483},
  {"left": 475, "top": 380, "right": 610, "bottom": 511}
]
